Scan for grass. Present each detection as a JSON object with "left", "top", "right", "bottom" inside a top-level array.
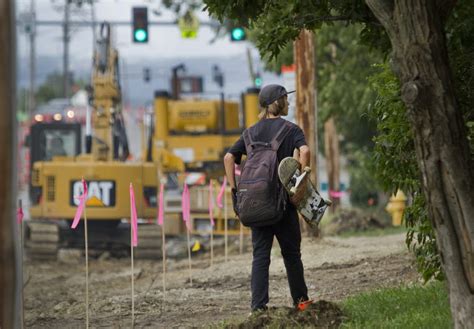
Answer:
[
  {"left": 341, "top": 281, "right": 452, "bottom": 329},
  {"left": 212, "top": 282, "right": 452, "bottom": 329}
]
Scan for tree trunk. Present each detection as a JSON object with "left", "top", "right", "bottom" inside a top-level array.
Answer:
[
  {"left": 0, "top": 0, "right": 19, "bottom": 327},
  {"left": 294, "top": 29, "right": 319, "bottom": 237},
  {"left": 324, "top": 117, "right": 340, "bottom": 212},
  {"left": 366, "top": 0, "right": 474, "bottom": 327}
]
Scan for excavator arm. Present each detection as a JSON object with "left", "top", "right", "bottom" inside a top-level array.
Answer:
[{"left": 89, "top": 23, "right": 129, "bottom": 161}]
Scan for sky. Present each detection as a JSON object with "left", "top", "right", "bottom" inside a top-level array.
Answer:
[
  {"left": 15, "top": 0, "right": 286, "bottom": 106},
  {"left": 16, "top": 0, "right": 260, "bottom": 66}
]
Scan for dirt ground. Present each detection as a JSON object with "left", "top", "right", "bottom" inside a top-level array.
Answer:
[{"left": 24, "top": 232, "right": 419, "bottom": 328}]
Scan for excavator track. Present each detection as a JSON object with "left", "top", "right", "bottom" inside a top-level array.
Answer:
[
  {"left": 25, "top": 220, "right": 163, "bottom": 261},
  {"left": 25, "top": 221, "right": 60, "bottom": 261},
  {"left": 134, "top": 224, "right": 163, "bottom": 259}
]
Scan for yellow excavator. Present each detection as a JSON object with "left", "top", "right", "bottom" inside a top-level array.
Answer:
[
  {"left": 27, "top": 23, "right": 261, "bottom": 259},
  {"left": 27, "top": 23, "right": 183, "bottom": 259}
]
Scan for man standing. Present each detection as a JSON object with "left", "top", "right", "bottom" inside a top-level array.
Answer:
[{"left": 223, "top": 84, "right": 312, "bottom": 312}]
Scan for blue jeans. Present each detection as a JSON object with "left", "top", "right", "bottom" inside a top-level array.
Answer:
[{"left": 250, "top": 207, "right": 309, "bottom": 310}]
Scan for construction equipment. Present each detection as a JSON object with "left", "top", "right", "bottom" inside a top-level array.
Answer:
[
  {"left": 150, "top": 87, "right": 260, "bottom": 177},
  {"left": 27, "top": 23, "right": 183, "bottom": 260},
  {"left": 147, "top": 84, "right": 260, "bottom": 234},
  {"left": 27, "top": 21, "right": 262, "bottom": 259}
]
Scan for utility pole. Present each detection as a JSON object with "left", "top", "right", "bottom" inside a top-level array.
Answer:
[
  {"left": 246, "top": 47, "right": 256, "bottom": 87},
  {"left": 28, "top": 0, "right": 36, "bottom": 114},
  {"left": 294, "top": 29, "right": 318, "bottom": 236},
  {"left": 294, "top": 30, "right": 317, "bottom": 185},
  {"left": 91, "top": 0, "right": 96, "bottom": 48},
  {"left": 0, "top": 0, "right": 20, "bottom": 327},
  {"left": 63, "top": 0, "right": 70, "bottom": 98}
]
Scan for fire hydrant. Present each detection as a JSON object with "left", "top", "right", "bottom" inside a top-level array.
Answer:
[{"left": 385, "top": 190, "right": 407, "bottom": 226}]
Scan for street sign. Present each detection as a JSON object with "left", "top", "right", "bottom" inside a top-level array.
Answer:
[{"left": 178, "top": 11, "right": 199, "bottom": 39}]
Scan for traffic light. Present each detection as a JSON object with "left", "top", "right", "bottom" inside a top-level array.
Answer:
[
  {"left": 212, "top": 65, "right": 224, "bottom": 88},
  {"left": 132, "top": 7, "right": 148, "bottom": 43},
  {"left": 230, "top": 27, "right": 246, "bottom": 41},
  {"left": 143, "top": 67, "right": 151, "bottom": 83},
  {"left": 254, "top": 73, "right": 262, "bottom": 87}
]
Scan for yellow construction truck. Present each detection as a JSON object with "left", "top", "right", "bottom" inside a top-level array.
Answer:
[
  {"left": 146, "top": 86, "right": 260, "bottom": 234},
  {"left": 27, "top": 23, "right": 260, "bottom": 259},
  {"left": 149, "top": 87, "right": 260, "bottom": 177}
]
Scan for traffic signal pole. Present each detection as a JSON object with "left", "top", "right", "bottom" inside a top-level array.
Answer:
[
  {"left": 28, "top": 0, "right": 36, "bottom": 115},
  {"left": 63, "top": 0, "right": 70, "bottom": 98},
  {"left": 0, "top": 0, "right": 20, "bottom": 327}
]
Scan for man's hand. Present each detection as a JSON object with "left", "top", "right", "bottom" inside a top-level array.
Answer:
[
  {"left": 299, "top": 145, "right": 310, "bottom": 170},
  {"left": 224, "top": 153, "right": 239, "bottom": 215},
  {"left": 231, "top": 188, "right": 239, "bottom": 215}
]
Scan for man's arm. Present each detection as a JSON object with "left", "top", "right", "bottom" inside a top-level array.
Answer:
[
  {"left": 298, "top": 145, "right": 310, "bottom": 169},
  {"left": 224, "top": 152, "right": 237, "bottom": 189}
]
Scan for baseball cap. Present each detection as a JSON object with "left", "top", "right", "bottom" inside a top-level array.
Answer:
[{"left": 258, "top": 84, "right": 295, "bottom": 107}]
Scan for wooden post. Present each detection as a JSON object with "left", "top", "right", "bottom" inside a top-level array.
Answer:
[
  {"left": 294, "top": 29, "right": 317, "bottom": 185},
  {"left": 130, "top": 226, "right": 135, "bottom": 328},
  {"left": 324, "top": 43, "right": 340, "bottom": 212},
  {"left": 294, "top": 29, "right": 319, "bottom": 236},
  {"left": 0, "top": 1, "right": 19, "bottom": 327},
  {"left": 84, "top": 207, "right": 90, "bottom": 328},
  {"left": 324, "top": 117, "right": 340, "bottom": 212}
]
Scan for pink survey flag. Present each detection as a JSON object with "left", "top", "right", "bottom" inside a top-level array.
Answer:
[
  {"left": 71, "top": 178, "right": 88, "bottom": 229},
  {"left": 130, "top": 183, "right": 138, "bottom": 247},
  {"left": 208, "top": 181, "right": 215, "bottom": 227},
  {"left": 216, "top": 177, "right": 227, "bottom": 209},
  {"left": 181, "top": 184, "right": 191, "bottom": 230},
  {"left": 157, "top": 183, "right": 165, "bottom": 226},
  {"left": 17, "top": 207, "right": 24, "bottom": 224},
  {"left": 329, "top": 190, "right": 344, "bottom": 198}
]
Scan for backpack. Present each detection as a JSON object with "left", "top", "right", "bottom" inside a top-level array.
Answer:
[{"left": 236, "top": 122, "right": 291, "bottom": 227}]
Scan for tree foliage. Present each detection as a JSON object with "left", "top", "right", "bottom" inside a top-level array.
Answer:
[
  {"left": 366, "top": 0, "right": 473, "bottom": 282},
  {"left": 35, "top": 71, "right": 85, "bottom": 105},
  {"left": 203, "top": 0, "right": 473, "bottom": 284},
  {"left": 248, "top": 23, "right": 382, "bottom": 206},
  {"left": 369, "top": 63, "right": 443, "bottom": 281},
  {"left": 204, "top": 0, "right": 389, "bottom": 58}
]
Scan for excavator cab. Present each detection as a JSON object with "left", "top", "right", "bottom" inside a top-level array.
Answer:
[
  {"left": 29, "top": 122, "right": 81, "bottom": 164},
  {"left": 28, "top": 122, "right": 82, "bottom": 202}
]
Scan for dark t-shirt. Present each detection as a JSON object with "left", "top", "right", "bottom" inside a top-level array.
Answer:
[{"left": 228, "top": 117, "right": 307, "bottom": 164}]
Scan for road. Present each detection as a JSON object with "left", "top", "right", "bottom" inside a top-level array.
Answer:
[{"left": 24, "top": 232, "right": 418, "bottom": 328}]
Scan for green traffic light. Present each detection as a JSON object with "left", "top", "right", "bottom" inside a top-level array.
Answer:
[
  {"left": 231, "top": 27, "right": 245, "bottom": 41},
  {"left": 255, "top": 77, "right": 262, "bottom": 87},
  {"left": 134, "top": 29, "right": 148, "bottom": 42}
]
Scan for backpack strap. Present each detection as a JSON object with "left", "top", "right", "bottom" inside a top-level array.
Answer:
[
  {"left": 243, "top": 121, "right": 292, "bottom": 153},
  {"left": 242, "top": 128, "right": 253, "bottom": 155},
  {"left": 270, "top": 121, "right": 292, "bottom": 151}
]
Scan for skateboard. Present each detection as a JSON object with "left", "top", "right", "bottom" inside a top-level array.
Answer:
[{"left": 278, "top": 157, "right": 331, "bottom": 227}]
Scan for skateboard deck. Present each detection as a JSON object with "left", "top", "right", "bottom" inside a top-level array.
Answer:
[{"left": 278, "top": 157, "right": 331, "bottom": 227}]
